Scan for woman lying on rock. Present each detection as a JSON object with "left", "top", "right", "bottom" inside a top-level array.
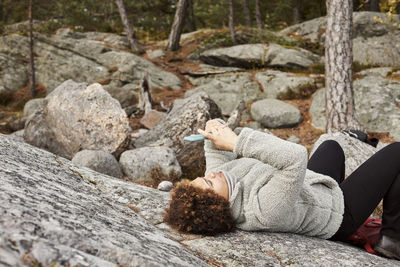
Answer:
[{"left": 164, "top": 119, "right": 400, "bottom": 260}]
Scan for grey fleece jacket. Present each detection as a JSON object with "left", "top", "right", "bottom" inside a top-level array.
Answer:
[{"left": 204, "top": 127, "right": 344, "bottom": 239}]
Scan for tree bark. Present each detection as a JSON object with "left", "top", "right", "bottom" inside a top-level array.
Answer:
[
  {"left": 228, "top": 0, "right": 237, "bottom": 43},
  {"left": 186, "top": 0, "right": 197, "bottom": 31},
  {"left": 292, "top": 0, "right": 302, "bottom": 24},
  {"left": 255, "top": 0, "right": 263, "bottom": 29},
  {"left": 242, "top": 0, "right": 251, "bottom": 27},
  {"left": 115, "top": 0, "right": 144, "bottom": 54},
  {"left": 368, "top": 0, "right": 380, "bottom": 12},
  {"left": 325, "top": 0, "right": 361, "bottom": 133},
  {"left": 166, "top": 0, "right": 188, "bottom": 51},
  {"left": 28, "top": 0, "right": 35, "bottom": 98}
]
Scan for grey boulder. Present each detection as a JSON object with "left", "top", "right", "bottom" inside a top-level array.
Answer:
[
  {"left": 23, "top": 98, "right": 46, "bottom": 118},
  {"left": 251, "top": 99, "right": 302, "bottom": 128},
  {"left": 279, "top": 12, "right": 400, "bottom": 67},
  {"left": 24, "top": 80, "right": 130, "bottom": 159},
  {"left": 255, "top": 69, "right": 318, "bottom": 99},
  {"left": 185, "top": 72, "right": 260, "bottom": 115},
  {"left": 134, "top": 92, "right": 222, "bottom": 179},
  {"left": 310, "top": 75, "right": 400, "bottom": 140},
  {"left": 71, "top": 149, "right": 123, "bottom": 178},
  {"left": 119, "top": 147, "right": 182, "bottom": 183},
  {"left": 199, "top": 43, "right": 321, "bottom": 69}
]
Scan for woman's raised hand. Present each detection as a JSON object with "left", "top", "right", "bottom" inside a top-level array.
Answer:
[{"left": 198, "top": 119, "right": 238, "bottom": 151}]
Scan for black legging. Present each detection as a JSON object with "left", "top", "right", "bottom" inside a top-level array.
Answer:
[{"left": 307, "top": 140, "right": 400, "bottom": 241}]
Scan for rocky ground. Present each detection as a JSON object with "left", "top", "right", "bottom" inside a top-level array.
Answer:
[{"left": 2, "top": 11, "right": 400, "bottom": 266}]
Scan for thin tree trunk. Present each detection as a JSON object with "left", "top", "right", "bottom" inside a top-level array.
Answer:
[
  {"left": 166, "top": 0, "right": 188, "bottom": 51},
  {"left": 228, "top": 0, "right": 236, "bottom": 43},
  {"left": 28, "top": 0, "right": 35, "bottom": 98},
  {"left": 115, "top": 0, "right": 143, "bottom": 54},
  {"left": 292, "top": 0, "right": 302, "bottom": 24},
  {"left": 242, "top": 0, "right": 251, "bottom": 27},
  {"left": 368, "top": 0, "right": 380, "bottom": 12},
  {"left": 186, "top": 0, "right": 197, "bottom": 31},
  {"left": 255, "top": 0, "right": 263, "bottom": 29},
  {"left": 0, "top": 0, "right": 4, "bottom": 23},
  {"left": 325, "top": 0, "right": 361, "bottom": 132}
]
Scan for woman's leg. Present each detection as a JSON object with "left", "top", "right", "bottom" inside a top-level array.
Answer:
[
  {"left": 331, "top": 142, "right": 400, "bottom": 241},
  {"left": 307, "top": 140, "right": 345, "bottom": 184}
]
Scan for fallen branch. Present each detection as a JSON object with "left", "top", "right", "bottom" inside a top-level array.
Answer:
[
  {"left": 227, "top": 100, "right": 246, "bottom": 129},
  {"left": 138, "top": 74, "right": 154, "bottom": 115}
]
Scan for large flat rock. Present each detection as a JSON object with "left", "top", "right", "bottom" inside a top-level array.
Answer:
[
  {"left": 1, "top": 133, "right": 399, "bottom": 266},
  {"left": 0, "top": 133, "right": 207, "bottom": 267}
]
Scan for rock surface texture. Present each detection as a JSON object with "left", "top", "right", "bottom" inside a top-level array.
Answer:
[
  {"left": 199, "top": 43, "right": 321, "bottom": 69},
  {"left": 1, "top": 134, "right": 399, "bottom": 266},
  {"left": 310, "top": 75, "right": 400, "bottom": 140},
  {"left": 251, "top": 99, "right": 302, "bottom": 128},
  {"left": 0, "top": 134, "right": 208, "bottom": 267},
  {"left": 24, "top": 80, "right": 130, "bottom": 159},
  {"left": 119, "top": 146, "right": 182, "bottom": 183},
  {"left": 135, "top": 92, "right": 222, "bottom": 179},
  {"left": 71, "top": 149, "right": 123, "bottom": 178},
  {"left": 0, "top": 31, "right": 181, "bottom": 93},
  {"left": 279, "top": 12, "right": 400, "bottom": 67}
]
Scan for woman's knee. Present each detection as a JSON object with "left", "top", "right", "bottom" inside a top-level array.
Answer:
[
  {"left": 382, "top": 142, "right": 400, "bottom": 153},
  {"left": 320, "top": 140, "right": 344, "bottom": 153}
]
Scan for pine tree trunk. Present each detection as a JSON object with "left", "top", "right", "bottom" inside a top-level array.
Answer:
[
  {"left": 325, "top": 0, "right": 361, "bottom": 133},
  {"left": 242, "top": 0, "right": 251, "bottom": 27},
  {"left": 255, "top": 0, "right": 263, "bottom": 29},
  {"left": 368, "top": 0, "right": 380, "bottom": 12},
  {"left": 292, "top": 0, "right": 302, "bottom": 24},
  {"left": 228, "top": 0, "right": 236, "bottom": 43},
  {"left": 166, "top": 0, "right": 188, "bottom": 51},
  {"left": 115, "top": 0, "right": 143, "bottom": 54},
  {"left": 28, "top": 0, "right": 35, "bottom": 98},
  {"left": 186, "top": 0, "right": 197, "bottom": 31}
]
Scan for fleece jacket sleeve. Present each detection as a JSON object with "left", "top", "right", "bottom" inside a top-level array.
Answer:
[
  {"left": 203, "top": 118, "right": 236, "bottom": 174},
  {"left": 234, "top": 128, "right": 309, "bottom": 227}
]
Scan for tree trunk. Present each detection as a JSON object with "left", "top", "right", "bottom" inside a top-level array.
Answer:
[
  {"left": 0, "top": 0, "right": 4, "bottom": 23},
  {"left": 186, "top": 0, "right": 197, "bottom": 31},
  {"left": 28, "top": 0, "right": 35, "bottom": 98},
  {"left": 368, "top": 0, "right": 380, "bottom": 12},
  {"left": 242, "top": 0, "right": 251, "bottom": 27},
  {"left": 325, "top": 0, "right": 361, "bottom": 133},
  {"left": 292, "top": 0, "right": 302, "bottom": 24},
  {"left": 255, "top": 0, "right": 263, "bottom": 29},
  {"left": 166, "top": 0, "right": 188, "bottom": 51},
  {"left": 228, "top": 0, "right": 237, "bottom": 43},
  {"left": 115, "top": 0, "right": 144, "bottom": 54}
]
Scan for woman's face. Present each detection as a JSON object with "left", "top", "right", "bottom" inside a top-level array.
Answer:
[{"left": 190, "top": 171, "right": 229, "bottom": 200}]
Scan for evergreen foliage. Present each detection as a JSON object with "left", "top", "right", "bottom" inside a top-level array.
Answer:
[{"left": 0, "top": 0, "right": 398, "bottom": 40}]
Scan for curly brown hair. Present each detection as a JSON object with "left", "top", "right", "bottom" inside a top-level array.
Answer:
[{"left": 164, "top": 179, "right": 235, "bottom": 235}]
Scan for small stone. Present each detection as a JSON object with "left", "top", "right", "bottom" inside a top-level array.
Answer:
[
  {"left": 157, "top": 181, "right": 173, "bottom": 192},
  {"left": 147, "top": 49, "right": 166, "bottom": 59},
  {"left": 287, "top": 135, "right": 300, "bottom": 144},
  {"left": 130, "top": 129, "right": 149, "bottom": 139},
  {"left": 23, "top": 98, "right": 46, "bottom": 118},
  {"left": 244, "top": 121, "right": 261, "bottom": 130},
  {"left": 140, "top": 110, "right": 166, "bottom": 129}
]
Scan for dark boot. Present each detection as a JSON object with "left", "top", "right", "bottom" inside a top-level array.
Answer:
[{"left": 374, "top": 235, "right": 400, "bottom": 260}]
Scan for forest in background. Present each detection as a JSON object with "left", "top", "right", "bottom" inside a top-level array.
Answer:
[{"left": 1, "top": 0, "right": 399, "bottom": 41}]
